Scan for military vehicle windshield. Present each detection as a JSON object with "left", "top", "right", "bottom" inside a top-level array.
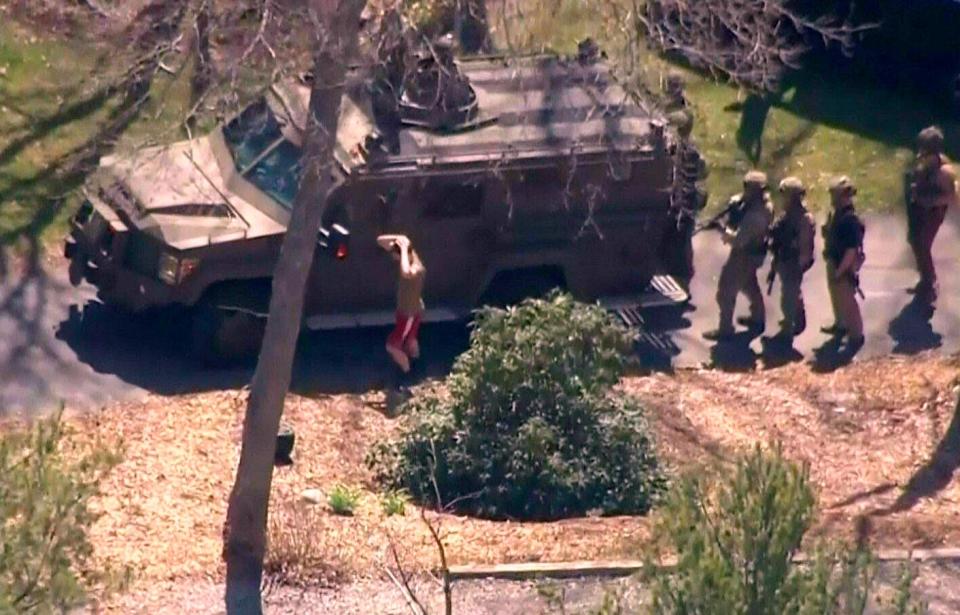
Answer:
[{"left": 223, "top": 99, "right": 303, "bottom": 208}]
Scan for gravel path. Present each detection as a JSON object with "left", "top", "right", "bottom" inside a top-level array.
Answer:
[
  {"left": 4, "top": 209, "right": 960, "bottom": 414},
  {"left": 101, "top": 560, "right": 960, "bottom": 614}
]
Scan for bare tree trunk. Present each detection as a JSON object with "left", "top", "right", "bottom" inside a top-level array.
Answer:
[{"left": 222, "top": 0, "right": 366, "bottom": 612}]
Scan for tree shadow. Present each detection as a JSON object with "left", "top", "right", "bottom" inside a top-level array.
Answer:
[
  {"left": 888, "top": 295, "right": 942, "bottom": 355},
  {"left": 776, "top": 66, "right": 959, "bottom": 161},
  {"left": 0, "top": 237, "right": 77, "bottom": 415},
  {"left": 55, "top": 299, "right": 469, "bottom": 398},
  {"left": 884, "top": 398, "right": 960, "bottom": 515},
  {"left": 735, "top": 93, "right": 772, "bottom": 165},
  {"left": 0, "top": 85, "right": 114, "bottom": 170}
]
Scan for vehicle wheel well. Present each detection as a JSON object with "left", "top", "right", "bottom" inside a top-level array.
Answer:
[{"left": 479, "top": 265, "right": 568, "bottom": 308}]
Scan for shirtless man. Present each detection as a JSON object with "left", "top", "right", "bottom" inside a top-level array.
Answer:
[{"left": 377, "top": 234, "right": 426, "bottom": 373}]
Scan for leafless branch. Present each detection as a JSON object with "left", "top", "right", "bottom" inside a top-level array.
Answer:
[{"left": 642, "top": 0, "right": 875, "bottom": 92}]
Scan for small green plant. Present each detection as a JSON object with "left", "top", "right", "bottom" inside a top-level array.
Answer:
[
  {"left": 381, "top": 489, "right": 409, "bottom": 517},
  {"left": 368, "top": 292, "right": 665, "bottom": 521},
  {"left": 327, "top": 484, "right": 362, "bottom": 516},
  {"left": 643, "top": 445, "right": 923, "bottom": 615},
  {"left": 0, "top": 409, "right": 127, "bottom": 612}
]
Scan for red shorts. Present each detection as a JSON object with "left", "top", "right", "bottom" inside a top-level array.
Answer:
[{"left": 386, "top": 311, "right": 421, "bottom": 350}]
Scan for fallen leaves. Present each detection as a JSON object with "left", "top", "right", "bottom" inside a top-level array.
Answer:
[{"left": 40, "top": 351, "right": 960, "bottom": 598}]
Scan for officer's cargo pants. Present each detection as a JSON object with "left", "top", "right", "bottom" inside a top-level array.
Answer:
[
  {"left": 776, "top": 262, "right": 806, "bottom": 335},
  {"left": 907, "top": 203, "right": 947, "bottom": 290},
  {"left": 826, "top": 261, "right": 863, "bottom": 339},
  {"left": 717, "top": 250, "right": 765, "bottom": 331}
]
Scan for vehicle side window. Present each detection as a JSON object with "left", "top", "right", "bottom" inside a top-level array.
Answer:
[{"left": 422, "top": 183, "right": 484, "bottom": 219}]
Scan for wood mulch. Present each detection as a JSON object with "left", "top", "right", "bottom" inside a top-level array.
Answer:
[{"left": 50, "top": 351, "right": 960, "bottom": 598}]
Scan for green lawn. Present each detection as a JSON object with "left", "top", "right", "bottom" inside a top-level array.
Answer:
[
  {"left": 0, "top": 21, "right": 125, "bottom": 249},
  {"left": 2, "top": 4, "right": 959, "bottom": 255},
  {"left": 494, "top": 0, "right": 959, "bottom": 214},
  {"left": 685, "top": 67, "right": 959, "bottom": 214},
  {"left": 0, "top": 21, "right": 195, "bottom": 251}
]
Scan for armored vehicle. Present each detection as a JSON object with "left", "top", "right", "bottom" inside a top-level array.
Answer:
[{"left": 65, "top": 45, "right": 698, "bottom": 360}]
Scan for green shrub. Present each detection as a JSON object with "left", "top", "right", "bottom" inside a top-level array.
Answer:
[
  {"left": 0, "top": 410, "right": 125, "bottom": 612},
  {"left": 381, "top": 489, "right": 409, "bottom": 517},
  {"left": 327, "top": 484, "right": 362, "bottom": 516},
  {"left": 644, "top": 445, "right": 922, "bottom": 615},
  {"left": 368, "top": 292, "right": 665, "bottom": 521}
]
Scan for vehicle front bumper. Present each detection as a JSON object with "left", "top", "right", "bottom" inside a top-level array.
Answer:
[{"left": 64, "top": 206, "right": 177, "bottom": 312}]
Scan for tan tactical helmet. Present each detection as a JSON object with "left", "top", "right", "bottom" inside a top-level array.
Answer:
[
  {"left": 917, "top": 125, "right": 945, "bottom": 154},
  {"left": 829, "top": 175, "right": 857, "bottom": 197},
  {"left": 743, "top": 170, "right": 768, "bottom": 188},
  {"left": 667, "top": 109, "right": 694, "bottom": 138},
  {"left": 665, "top": 71, "right": 685, "bottom": 95},
  {"left": 778, "top": 176, "right": 806, "bottom": 196}
]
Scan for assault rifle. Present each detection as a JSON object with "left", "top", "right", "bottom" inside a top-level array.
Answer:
[{"left": 692, "top": 197, "right": 745, "bottom": 236}]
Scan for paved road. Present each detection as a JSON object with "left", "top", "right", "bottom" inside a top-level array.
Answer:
[
  {"left": 644, "top": 206, "right": 960, "bottom": 371},
  {"left": 2, "top": 208, "right": 959, "bottom": 414}
]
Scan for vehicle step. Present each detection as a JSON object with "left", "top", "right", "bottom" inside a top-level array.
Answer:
[{"left": 640, "top": 275, "right": 690, "bottom": 307}]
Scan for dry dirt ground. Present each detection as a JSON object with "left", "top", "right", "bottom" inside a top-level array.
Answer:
[
  {"left": 97, "top": 560, "right": 960, "bottom": 614},
  {"left": 34, "top": 351, "right": 960, "bottom": 610}
]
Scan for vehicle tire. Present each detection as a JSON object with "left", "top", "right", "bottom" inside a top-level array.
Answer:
[{"left": 190, "top": 301, "right": 265, "bottom": 365}]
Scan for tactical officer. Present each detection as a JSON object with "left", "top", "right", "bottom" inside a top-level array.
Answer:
[
  {"left": 907, "top": 126, "right": 958, "bottom": 303},
  {"left": 821, "top": 176, "right": 865, "bottom": 350},
  {"left": 662, "top": 110, "right": 708, "bottom": 285},
  {"left": 664, "top": 71, "right": 694, "bottom": 134},
  {"left": 704, "top": 170, "right": 774, "bottom": 341},
  {"left": 766, "top": 177, "right": 815, "bottom": 343}
]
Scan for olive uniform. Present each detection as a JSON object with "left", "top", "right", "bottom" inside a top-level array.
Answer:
[
  {"left": 704, "top": 171, "right": 774, "bottom": 339},
  {"left": 822, "top": 176, "right": 865, "bottom": 346},
  {"left": 662, "top": 109, "right": 708, "bottom": 284},
  {"left": 769, "top": 177, "right": 815, "bottom": 339},
  {"left": 907, "top": 126, "right": 958, "bottom": 302}
]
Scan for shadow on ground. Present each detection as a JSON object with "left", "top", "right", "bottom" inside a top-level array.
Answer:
[
  {"left": 889, "top": 295, "right": 943, "bottom": 354},
  {"left": 55, "top": 299, "right": 472, "bottom": 398}
]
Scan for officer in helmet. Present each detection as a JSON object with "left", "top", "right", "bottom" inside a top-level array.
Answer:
[
  {"left": 703, "top": 170, "right": 774, "bottom": 340},
  {"left": 765, "top": 176, "right": 815, "bottom": 346},
  {"left": 821, "top": 176, "right": 866, "bottom": 351},
  {"left": 907, "top": 125, "right": 958, "bottom": 303}
]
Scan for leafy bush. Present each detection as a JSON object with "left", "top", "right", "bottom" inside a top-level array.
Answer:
[
  {"left": 368, "top": 292, "right": 665, "bottom": 521},
  {"left": 0, "top": 410, "right": 125, "bottom": 612},
  {"left": 327, "top": 484, "right": 362, "bottom": 516},
  {"left": 644, "top": 446, "right": 922, "bottom": 615}
]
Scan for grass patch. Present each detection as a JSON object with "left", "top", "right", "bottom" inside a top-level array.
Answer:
[
  {"left": 491, "top": 0, "right": 959, "bottom": 214},
  {"left": 0, "top": 20, "right": 199, "bottom": 253},
  {"left": 380, "top": 489, "right": 409, "bottom": 517},
  {"left": 327, "top": 484, "right": 362, "bottom": 516},
  {"left": 0, "top": 22, "right": 109, "bottom": 247},
  {"left": 684, "top": 68, "right": 959, "bottom": 214}
]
